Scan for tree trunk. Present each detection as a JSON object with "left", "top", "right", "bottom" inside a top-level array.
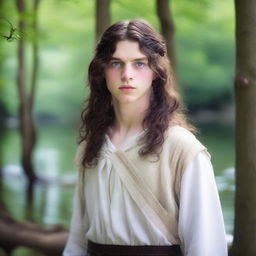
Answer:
[
  {"left": 156, "top": 0, "right": 176, "bottom": 70},
  {"left": 229, "top": 0, "right": 256, "bottom": 255},
  {"left": 96, "top": 0, "right": 111, "bottom": 42},
  {"left": 0, "top": 202, "right": 68, "bottom": 256},
  {"left": 16, "top": 0, "right": 37, "bottom": 182},
  {"left": 31, "top": 0, "right": 40, "bottom": 108}
]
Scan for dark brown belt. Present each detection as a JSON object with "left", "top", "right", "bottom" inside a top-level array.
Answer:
[{"left": 87, "top": 240, "right": 182, "bottom": 256}]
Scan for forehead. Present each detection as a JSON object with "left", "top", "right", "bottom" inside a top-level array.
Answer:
[{"left": 112, "top": 40, "right": 148, "bottom": 60}]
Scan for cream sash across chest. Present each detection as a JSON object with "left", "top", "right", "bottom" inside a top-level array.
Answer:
[{"left": 111, "top": 150, "right": 181, "bottom": 245}]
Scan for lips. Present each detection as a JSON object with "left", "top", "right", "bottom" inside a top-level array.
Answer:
[{"left": 119, "top": 85, "right": 136, "bottom": 90}]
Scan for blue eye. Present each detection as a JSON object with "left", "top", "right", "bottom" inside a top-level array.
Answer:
[
  {"left": 135, "top": 62, "right": 145, "bottom": 67},
  {"left": 110, "top": 62, "right": 121, "bottom": 67}
]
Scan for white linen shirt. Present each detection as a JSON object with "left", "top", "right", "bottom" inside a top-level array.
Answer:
[{"left": 63, "top": 132, "right": 227, "bottom": 256}]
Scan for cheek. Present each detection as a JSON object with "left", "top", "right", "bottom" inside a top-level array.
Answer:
[
  {"left": 139, "top": 69, "right": 155, "bottom": 82},
  {"left": 105, "top": 69, "right": 119, "bottom": 82}
]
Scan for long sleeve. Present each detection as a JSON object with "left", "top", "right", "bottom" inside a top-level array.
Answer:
[
  {"left": 178, "top": 151, "right": 228, "bottom": 256},
  {"left": 63, "top": 184, "right": 88, "bottom": 256}
]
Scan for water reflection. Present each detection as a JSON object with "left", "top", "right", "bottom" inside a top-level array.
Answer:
[
  {"left": 215, "top": 167, "right": 235, "bottom": 244},
  {"left": 2, "top": 146, "right": 76, "bottom": 226},
  {"left": 36, "top": 148, "right": 59, "bottom": 179},
  {"left": 217, "top": 168, "right": 235, "bottom": 192}
]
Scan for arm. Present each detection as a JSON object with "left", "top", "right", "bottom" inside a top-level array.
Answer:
[
  {"left": 178, "top": 151, "right": 228, "bottom": 256},
  {"left": 63, "top": 184, "right": 88, "bottom": 256}
]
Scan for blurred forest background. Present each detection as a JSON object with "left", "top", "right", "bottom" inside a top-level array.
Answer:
[{"left": 0, "top": 0, "right": 235, "bottom": 255}]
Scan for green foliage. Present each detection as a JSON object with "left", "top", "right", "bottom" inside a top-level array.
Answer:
[
  {"left": 0, "top": 3, "right": 11, "bottom": 119},
  {"left": 0, "top": 0, "right": 235, "bottom": 119},
  {"left": 174, "top": 0, "right": 235, "bottom": 110}
]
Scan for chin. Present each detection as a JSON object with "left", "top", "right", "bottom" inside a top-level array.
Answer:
[{"left": 115, "top": 96, "right": 137, "bottom": 104}]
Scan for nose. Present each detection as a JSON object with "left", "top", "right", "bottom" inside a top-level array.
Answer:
[{"left": 121, "top": 64, "right": 133, "bottom": 82}]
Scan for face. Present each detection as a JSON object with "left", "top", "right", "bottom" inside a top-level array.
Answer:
[{"left": 104, "top": 40, "right": 155, "bottom": 105}]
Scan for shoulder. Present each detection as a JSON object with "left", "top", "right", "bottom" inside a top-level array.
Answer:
[
  {"left": 163, "top": 125, "right": 211, "bottom": 164},
  {"left": 165, "top": 125, "right": 202, "bottom": 149}
]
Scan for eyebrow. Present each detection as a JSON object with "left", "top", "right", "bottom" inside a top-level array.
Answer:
[{"left": 109, "top": 57, "right": 148, "bottom": 62}]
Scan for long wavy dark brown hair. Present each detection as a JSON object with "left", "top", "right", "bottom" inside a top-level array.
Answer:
[{"left": 79, "top": 19, "right": 193, "bottom": 168}]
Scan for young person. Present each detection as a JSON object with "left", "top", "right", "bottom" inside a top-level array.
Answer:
[{"left": 63, "top": 19, "right": 227, "bottom": 256}]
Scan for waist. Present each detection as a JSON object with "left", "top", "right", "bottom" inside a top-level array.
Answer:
[{"left": 87, "top": 240, "right": 182, "bottom": 256}]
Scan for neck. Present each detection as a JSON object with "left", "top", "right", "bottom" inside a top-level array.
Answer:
[{"left": 111, "top": 98, "right": 150, "bottom": 135}]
